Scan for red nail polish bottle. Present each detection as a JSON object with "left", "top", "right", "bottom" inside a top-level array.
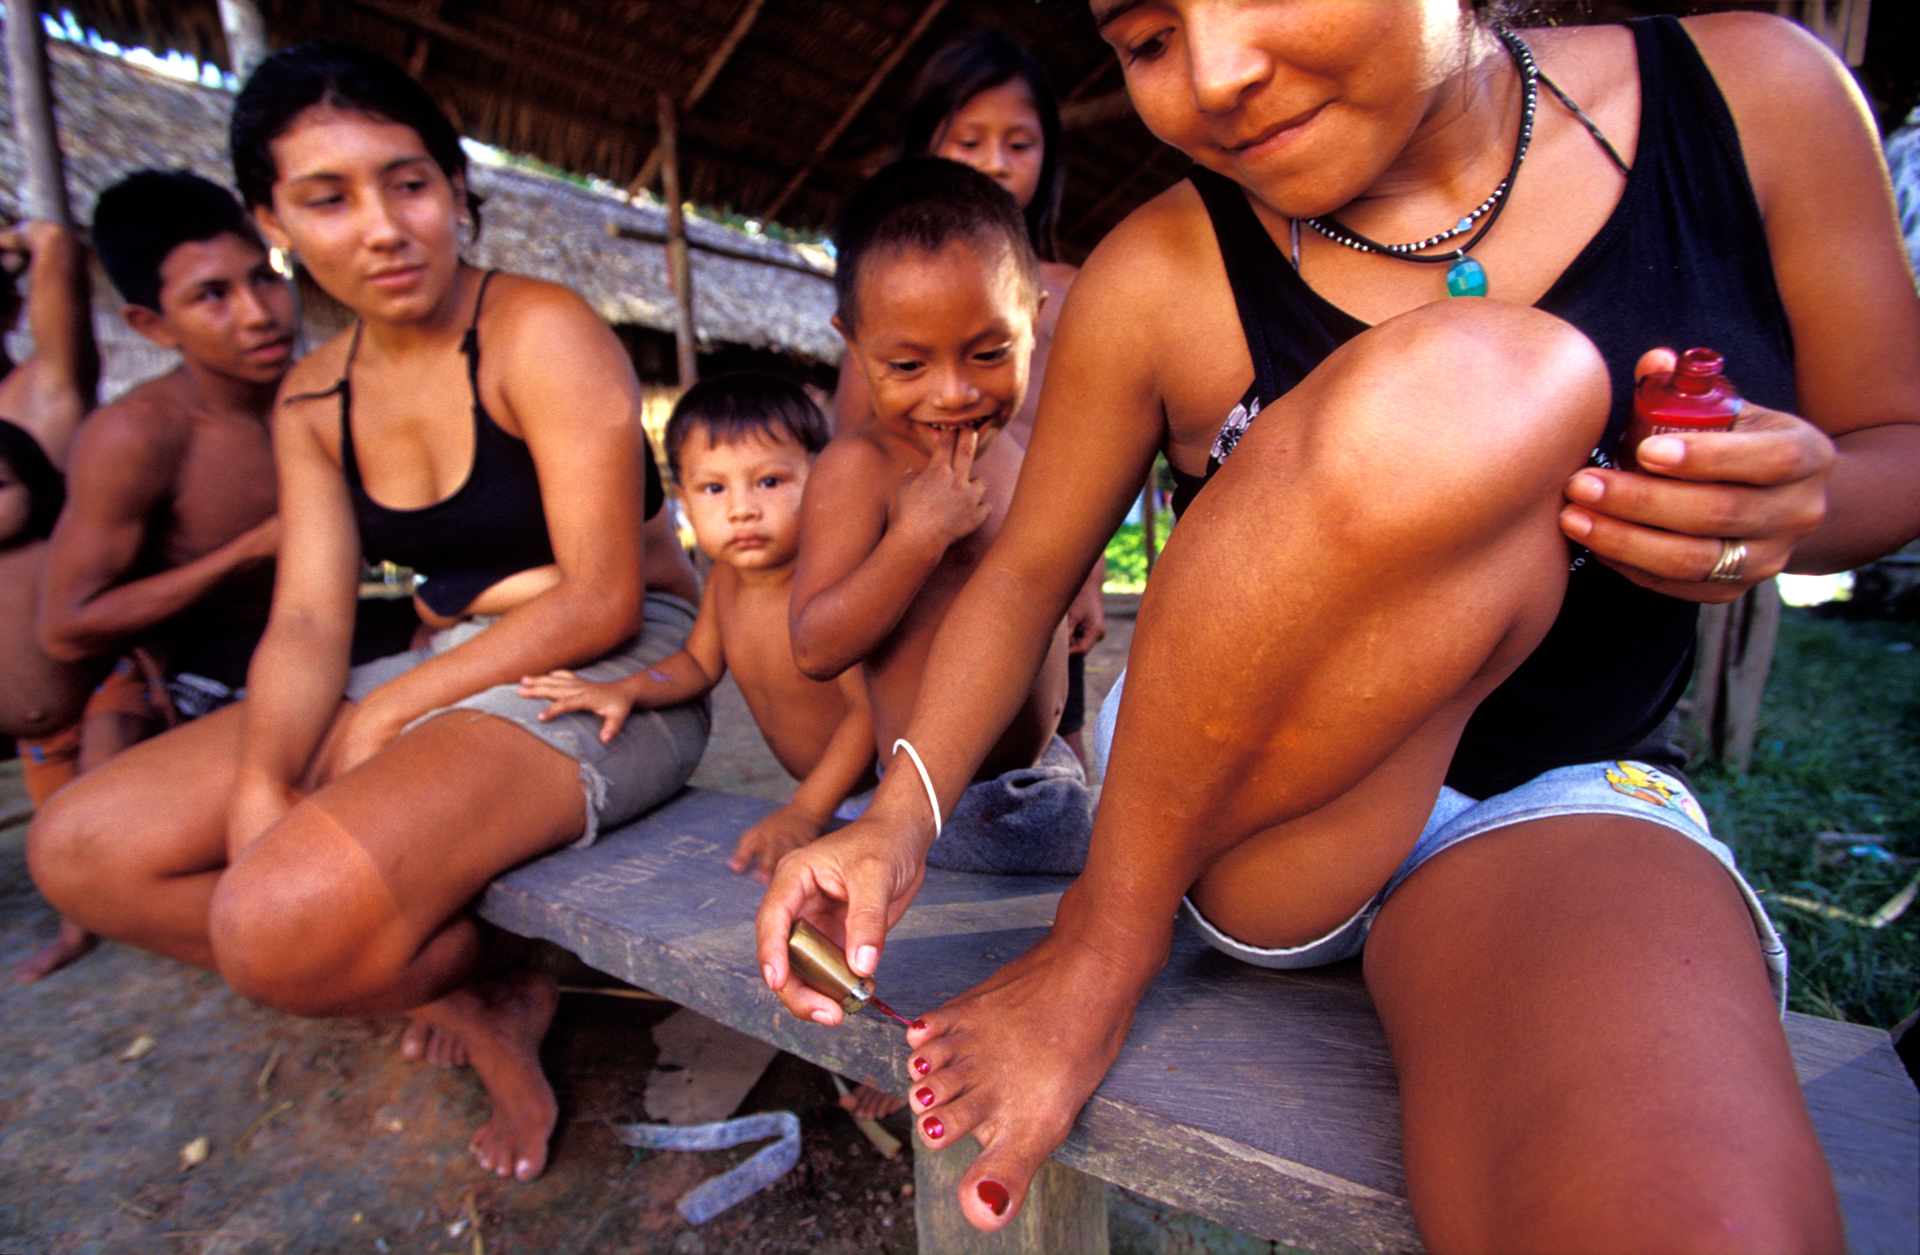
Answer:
[{"left": 1623, "top": 348, "right": 1743, "bottom": 472}]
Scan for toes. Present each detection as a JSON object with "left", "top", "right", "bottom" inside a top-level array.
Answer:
[
  {"left": 957, "top": 1136, "right": 1052, "bottom": 1231},
  {"left": 401, "top": 1020, "right": 431, "bottom": 1062}
]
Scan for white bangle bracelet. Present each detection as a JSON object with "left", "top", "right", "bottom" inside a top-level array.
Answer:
[{"left": 892, "top": 738, "right": 941, "bottom": 841}]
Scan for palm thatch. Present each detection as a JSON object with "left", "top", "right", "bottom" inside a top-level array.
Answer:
[
  {"left": 42, "top": 0, "right": 1197, "bottom": 263},
  {"left": 1, "top": 29, "right": 840, "bottom": 398}
]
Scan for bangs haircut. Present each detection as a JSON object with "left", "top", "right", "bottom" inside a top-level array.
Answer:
[
  {"left": 231, "top": 40, "right": 483, "bottom": 231},
  {"left": 91, "top": 169, "right": 262, "bottom": 312},
  {"left": 0, "top": 417, "right": 65, "bottom": 542},
  {"left": 664, "top": 372, "right": 830, "bottom": 484},
  {"left": 900, "top": 29, "right": 1065, "bottom": 262},
  {"left": 833, "top": 157, "right": 1039, "bottom": 333}
]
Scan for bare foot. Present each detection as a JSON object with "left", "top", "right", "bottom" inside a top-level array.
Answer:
[
  {"left": 904, "top": 895, "right": 1164, "bottom": 1232},
  {"left": 400, "top": 1017, "right": 470, "bottom": 1068},
  {"left": 409, "top": 968, "right": 560, "bottom": 1181},
  {"left": 14, "top": 916, "right": 97, "bottom": 983},
  {"left": 840, "top": 1081, "right": 906, "bottom": 1121}
]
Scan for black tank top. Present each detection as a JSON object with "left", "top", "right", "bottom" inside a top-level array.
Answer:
[
  {"left": 1183, "top": 16, "right": 1796, "bottom": 797},
  {"left": 338, "top": 271, "right": 666, "bottom": 618}
]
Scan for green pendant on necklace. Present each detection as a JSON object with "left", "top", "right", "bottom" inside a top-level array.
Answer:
[{"left": 1446, "top": 255, "right": 1489, "bottom": 298}]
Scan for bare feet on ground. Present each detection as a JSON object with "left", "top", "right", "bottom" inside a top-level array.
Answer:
[
  {"left": 841, "top": 1080, "right": 906, "bottom": 1121},
  {"left": 409, "top": 967, "right": 560, "bottom": 1181},
  {"left": 904, "top": 913, "right": 1162, "bottom": 1231},
  {"left": 14, "top": 916, "right": 97, "bottom": 983},
  {"left": 400, "top": 1017, "right": 470, "bottom": 1068}
]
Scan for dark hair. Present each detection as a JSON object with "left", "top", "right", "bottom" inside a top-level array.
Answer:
[
  {"left": 0, "top": 417, "right": 65, "bottom": 543},
  {"left": 899, "top": 30, "right": 1064, "bottom": 263},
  {"left": 91, "top": 170, "right": 262, "bottom": 311},
  {"left": 832, "top": 157, "right": 1039, "bottom": 332},
  {"left": 231, "top": 40, "right": 482, "bottom": 230},
  {"left": 663, "top": 371, "right": 830, "bottom": 483}
]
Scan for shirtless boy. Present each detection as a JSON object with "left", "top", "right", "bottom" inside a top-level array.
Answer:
[
  {"left": 2, "top": 215, "right": 105, "bottom": 761},
  {"left": 37, "top": 170, "right": 289, "bottom": 721},
  {"left": 2, "top": 216, "right": 105, "bottom": 982},
  {"left": 1, "top": 217, "right": 105, "bottom": 762},
  {"left": 788, "top": 158, "right": 1086, "bottom": 880},
  {"left": 520, "top": 371, "right": 874, "bottom": 881}
]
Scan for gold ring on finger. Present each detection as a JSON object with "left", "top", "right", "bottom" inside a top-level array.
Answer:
[{"left": 1704, "top": 539, "right": 1748, "bottom": 585}]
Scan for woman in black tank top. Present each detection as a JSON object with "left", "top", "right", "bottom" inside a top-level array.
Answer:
[
  {"left": 754, "top": 4, "right": 1920, "bottom": 1246},
  {"left": 28, "top": 43, "right": 705, "bottom": 1185}
]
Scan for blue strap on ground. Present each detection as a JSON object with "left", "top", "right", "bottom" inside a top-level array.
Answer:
[{"left": 610, "top": 1111, "right": 802, "bottom": 1224}]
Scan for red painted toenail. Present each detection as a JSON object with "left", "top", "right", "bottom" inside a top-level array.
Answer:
[
  {"left": 978, "top": 1180, "right": 1010, "bottom": 1216},
  {"left": 912, "top": 1057, "right": 930, "bottom": 1076},
  {"left": 911, "top": 1018, "right": 927, "bottom": 1031},
  {"left": 915, "top": 1086, "right": 934, "bottom": 1107},
  {"left": 922, "top": 1115, "right": 944, "bottom": 1140}
]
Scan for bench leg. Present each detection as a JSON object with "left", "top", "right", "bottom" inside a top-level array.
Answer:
[{"left": 913, "top": 1135, "right": 1109, "bottom": 1254}]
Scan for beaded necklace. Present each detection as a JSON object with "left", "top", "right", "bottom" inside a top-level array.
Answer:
[{"left": 1303, "top": 25, "right": 1537, "bottom": 298}]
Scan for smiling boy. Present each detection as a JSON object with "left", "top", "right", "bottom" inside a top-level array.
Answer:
[
  {"left": 37, "top": 170, "right": 289, "bottom": 719},
  {"left": 789, "top": 158, "right": 1088, "bottom": 876}
]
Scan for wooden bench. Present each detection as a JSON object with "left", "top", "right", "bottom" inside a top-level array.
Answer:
[{"left": 480, "top": 788, "right": 1920, "bottom": 1254}]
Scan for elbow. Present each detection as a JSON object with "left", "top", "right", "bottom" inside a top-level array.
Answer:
[
  {"left": 37, "top": 621, "right": 94, "bottom": 664},
  {"left": 790, "top": 632, "right": 850, "bottom": 683},
  {"left": 579, "top": 582, "right": 646, "bottom": 656}
]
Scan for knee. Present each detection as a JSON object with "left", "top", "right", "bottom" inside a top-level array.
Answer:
[
  {"left": 208, "top": 861, "right": 377, "bottom": 1017},
  {"left": 1317, "top": 300, "right": 1610, "bottom": 466},
  {"left": 26, "top": 783, "right": 121, "bottom": 916}
]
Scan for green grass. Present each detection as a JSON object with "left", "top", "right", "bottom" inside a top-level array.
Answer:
[
  {"left": 1103, "top": 511, "right": 1174, "bottom": 593},
  {"left": 1689, "top": 607, "right": 1920, "bottom": 1029}
]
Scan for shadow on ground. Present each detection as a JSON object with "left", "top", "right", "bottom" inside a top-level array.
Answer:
[{"left": 1, "top": 594, "right": 1269, "bottom": 1253}]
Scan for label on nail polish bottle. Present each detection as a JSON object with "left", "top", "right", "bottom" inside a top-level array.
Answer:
[{"left": 1624, "top": 348, "right": 1742, "bottom": 472}]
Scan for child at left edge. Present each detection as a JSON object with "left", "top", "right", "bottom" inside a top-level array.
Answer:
[{"left": 519, "top": 373, "right": 876, "bottom": 881}]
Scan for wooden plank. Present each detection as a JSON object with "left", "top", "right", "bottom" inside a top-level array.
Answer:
[
  {"left": 1784, "top": 1012, "right": 1920, "bottom": 1255},
  {"left": 481, "top": 788, "right": 1918, "bottom": 1255}
]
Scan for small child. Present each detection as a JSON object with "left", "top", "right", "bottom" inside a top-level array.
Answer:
[
  {"left": 789, "top": 158, "right": 1089, "bottom": 875},
  {"left": 519, "top": 373, "right": 874, "bottom": 881}
]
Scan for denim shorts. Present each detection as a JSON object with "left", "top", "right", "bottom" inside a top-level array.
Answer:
[
  {"left": 344, "top": 591, "right": 710, "bottom": 847},
  {"left": 1096, "top": 671, "right": 1788, "bottom": 1008}
]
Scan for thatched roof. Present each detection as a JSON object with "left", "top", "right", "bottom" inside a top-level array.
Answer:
[
  {"left": 44, "top": 0, "right": 1198, "bottom": 264},
  {"left": 33, "top": 0, "right": 1907, "bottom": 278},
  {"left": 0, "top": 31, "right": 841, "bottom": 396}
]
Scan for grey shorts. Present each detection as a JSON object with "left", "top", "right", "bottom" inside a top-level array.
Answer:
[
  {"left": 344, "top": 591, "right": 710, "bottom": 846},
  {"left": 1096, "top": 671, "right": 1788, "bottom": 1009}
]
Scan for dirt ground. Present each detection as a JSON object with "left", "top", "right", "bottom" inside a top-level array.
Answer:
[{"left": 0, "top": 594, "right": 1263, "bottom": 1254}]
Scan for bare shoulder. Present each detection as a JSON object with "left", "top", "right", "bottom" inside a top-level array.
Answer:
[
  {"left": 1065, "top": 179, "right": 1225, "bottom": 357},
  {"left": 1678, "top": 12, "right": 1869, "bottom": 180},
  {"left": 72, "top": 377, "right": 192, "bottom": 467},
  {"left": 476, "top": 271, "right": 610, "bottom": 348},
  {"left": 813, "top": 424, "right": 901, "bottom": 486},
  {"left": 277, "top": 326, "right": 352, "bottom": 410},
  {"left": 1078, "top": 179, "right": 1213, "bottom": 303}
]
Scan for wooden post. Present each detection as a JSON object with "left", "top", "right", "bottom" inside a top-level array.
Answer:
[
  {"left": 5, "top": 0, "right": 70, "bottom": 224},
  {"left": 1684, "top": 580, "right": 1782, "bottom": 773},
  {"left": 658, "top": 90, "right": 698, "bottom": 388},
  {"left": 624, "top": 0, "right": 765, "bottom": 199},
  {"left": 216, "top": 0, "right": 268, "bottom": 82},
  {"left": 914, "top": 1137, "right": 1109, "bottom": 1255}
]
